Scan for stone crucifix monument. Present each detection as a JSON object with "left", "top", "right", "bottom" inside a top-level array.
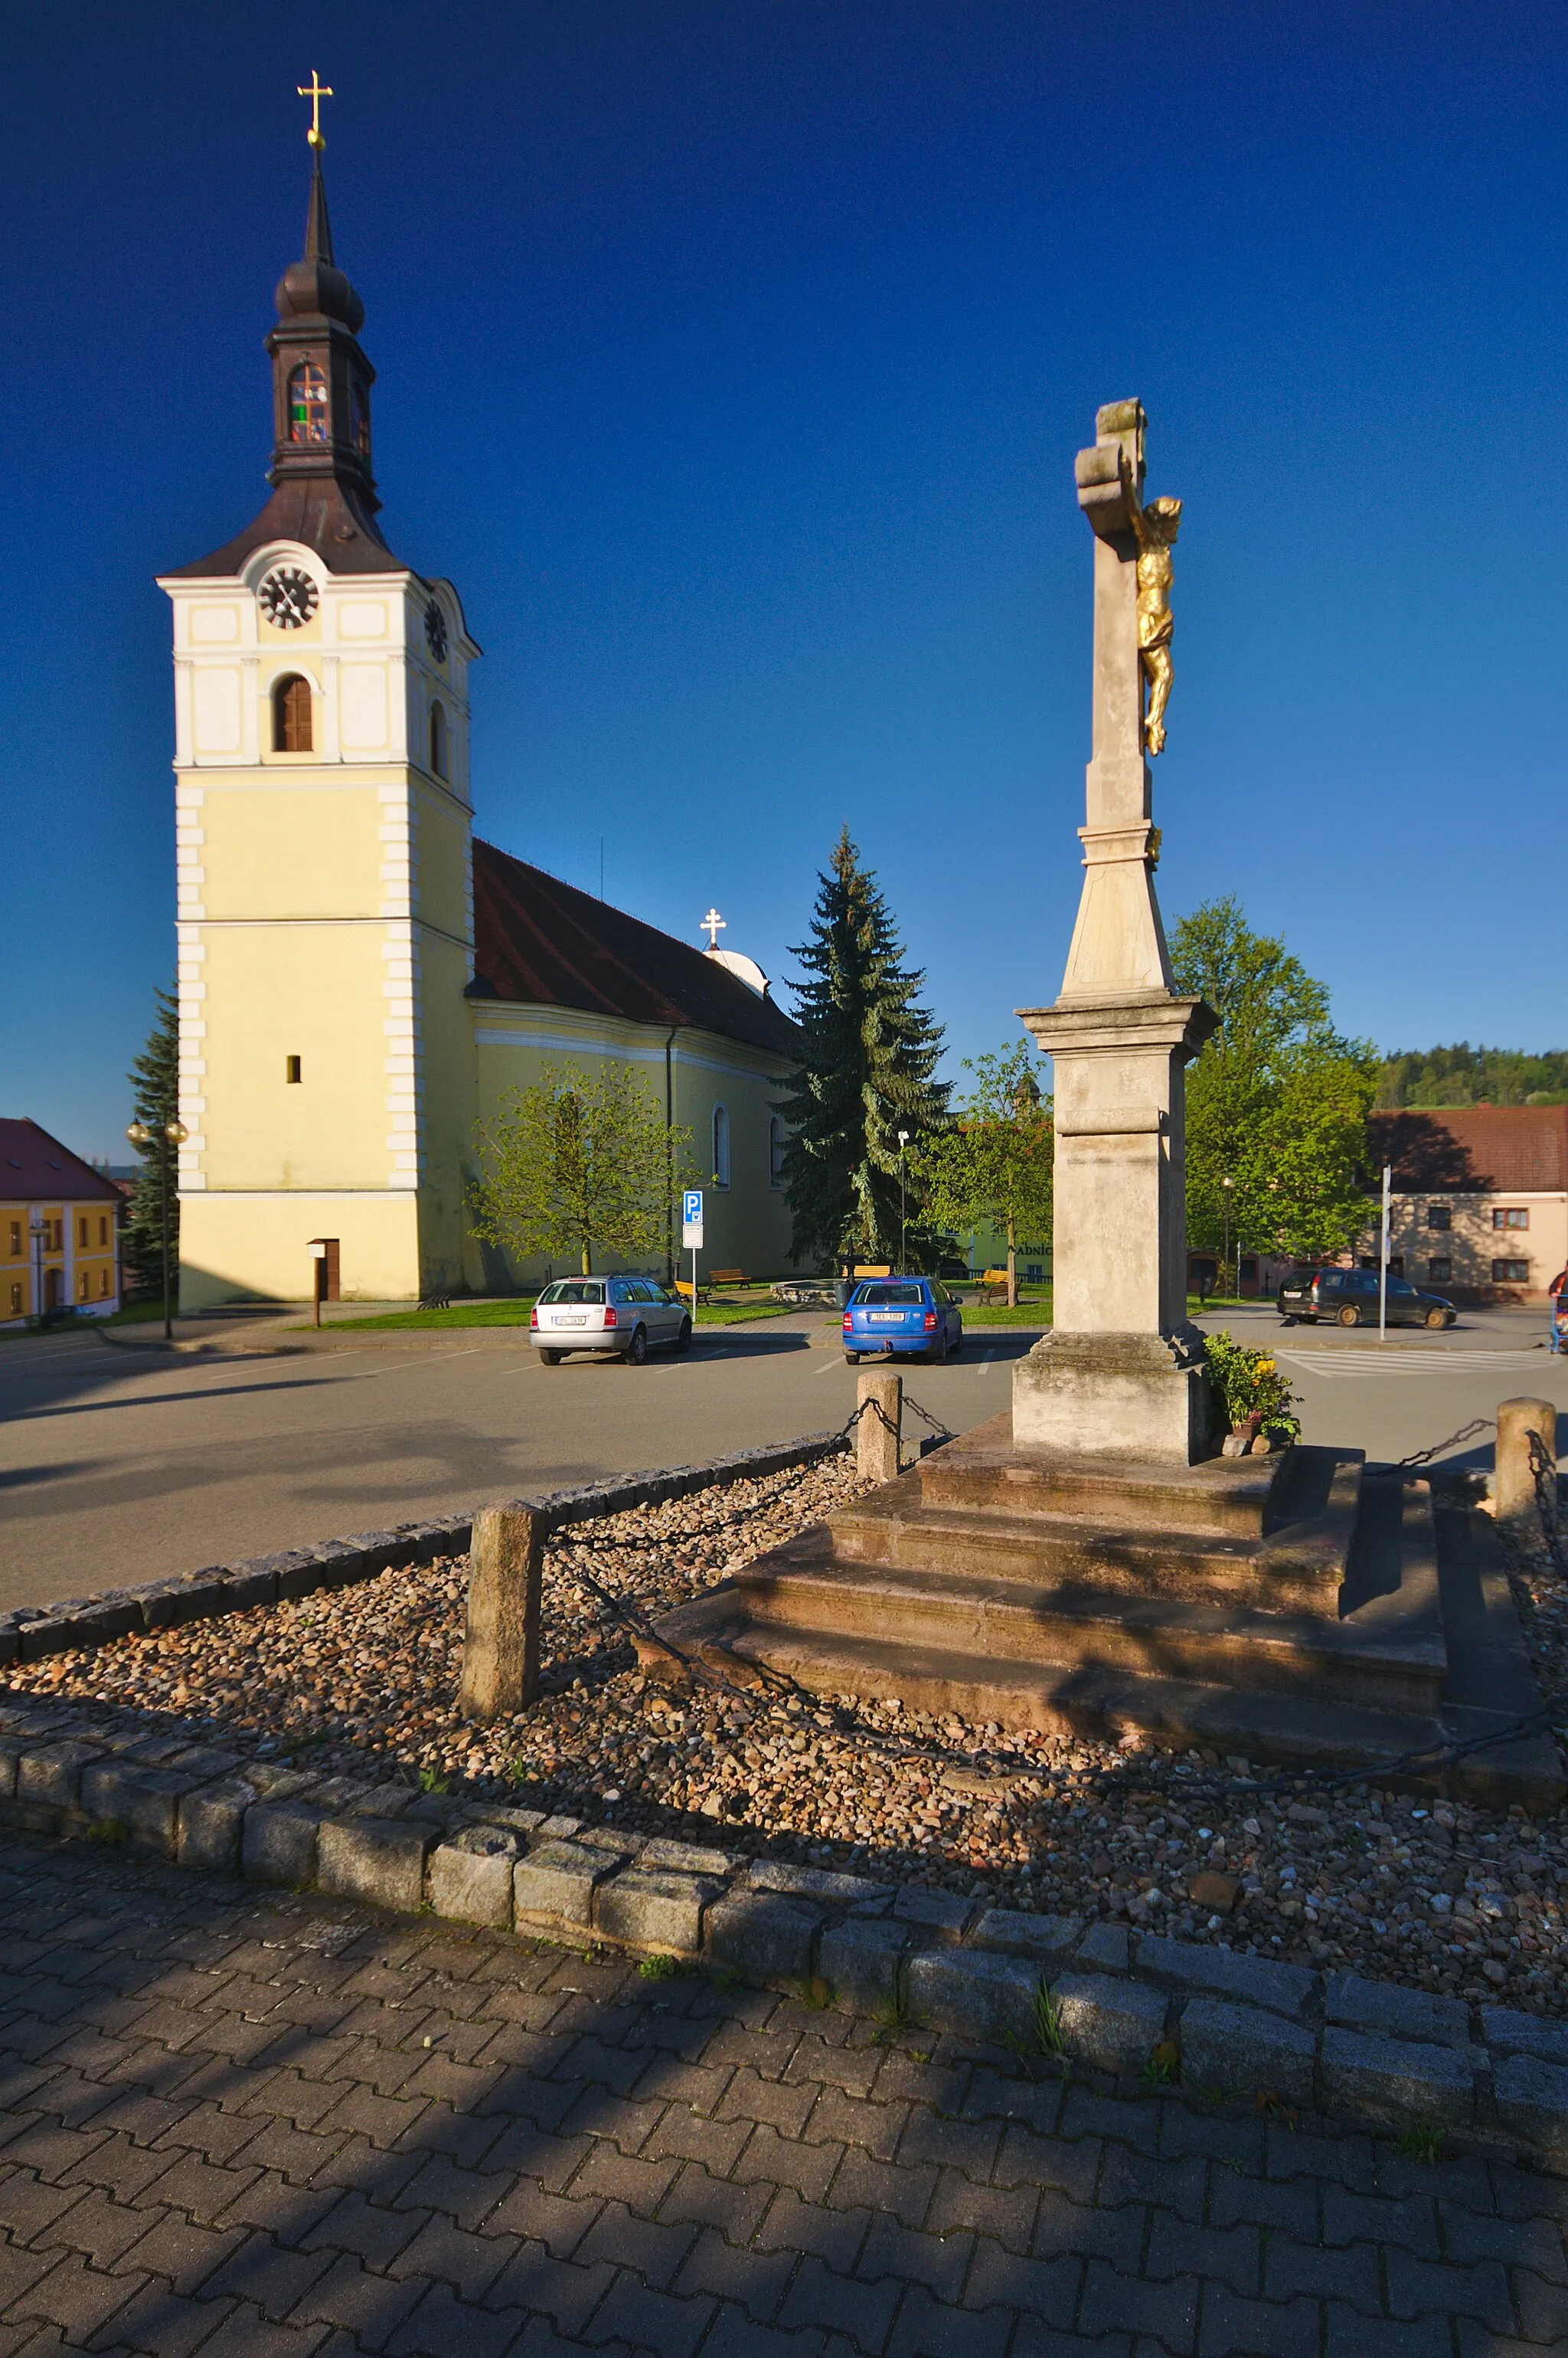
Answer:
[
  {"left": 1014, "top": 399, "right": 1217, "bottom": 1463},
  {"left": 642, "top": 399, "right": 1563, "bottom": 1806}
]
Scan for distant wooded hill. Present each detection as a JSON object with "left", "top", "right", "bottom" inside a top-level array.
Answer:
[{"left": 1377, "top": 1045, "right": 1568, "bottom": 1109}]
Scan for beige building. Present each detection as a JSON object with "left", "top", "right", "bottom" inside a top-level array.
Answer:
[
  {"left": 1372, "top": 1106, "right": 1568, "bottom": 1305},
  {"left": 0, "top": 1121, "right": 122, "bottom": 1325},
  {"left": 162, "top": 149, "right": 799, "bottom": 1308}
]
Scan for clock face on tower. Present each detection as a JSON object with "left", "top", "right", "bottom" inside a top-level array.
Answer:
[
  {"left": 256, "top": 567, "right": 319, "bottom": 630},
  {"left": 424, "top": 600, "right": 448, "bottom": 662}
]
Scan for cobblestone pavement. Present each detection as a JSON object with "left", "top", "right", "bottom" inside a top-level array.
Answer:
[{"left": 0, "top": 1835, "right": 1564, "bottom": 2358}]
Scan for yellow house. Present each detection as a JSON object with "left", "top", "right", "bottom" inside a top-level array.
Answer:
[
  {"left": 0, "top": 1120, "right": 122, "bottom": 1326},
  {"left": 160, "top": 144, "right": 800, "bottom": 1308}
]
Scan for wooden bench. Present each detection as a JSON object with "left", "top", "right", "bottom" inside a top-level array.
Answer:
[{"left": 673, "top": 1269, "right": 746, "bottom": 1306}]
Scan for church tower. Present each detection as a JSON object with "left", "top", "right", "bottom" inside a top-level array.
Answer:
[{"left": 159, "top": 124, "right": 479, "bottom": 1306}]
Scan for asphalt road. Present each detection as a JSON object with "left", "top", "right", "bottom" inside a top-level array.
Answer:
[{"left": 1, "top": 1304, "right": 1562, "bottom": 1614}]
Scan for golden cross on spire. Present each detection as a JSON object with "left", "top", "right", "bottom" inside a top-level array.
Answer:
[{"left": 297, "top": 71, "right": 334, "bottom": 150}]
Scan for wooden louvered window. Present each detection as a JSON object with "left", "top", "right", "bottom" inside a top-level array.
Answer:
[{"left": 273, "top": 675, "right": 313, "bottom": 752}]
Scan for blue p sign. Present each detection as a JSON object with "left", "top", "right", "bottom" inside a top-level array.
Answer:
[{"left": 682, "top": 1189, "right": 703, "bottom": 1225}]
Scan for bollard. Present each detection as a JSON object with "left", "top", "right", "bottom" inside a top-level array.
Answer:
[
  {"left": 459, "top": 1505, "right": 544, "bottom": 1719},
  {"left": 857, "top": 1369, "right": 903, "bottom": 1485},
  {"left": 1494, "top": 1398, "right": 1558, "bottom": 1555}
]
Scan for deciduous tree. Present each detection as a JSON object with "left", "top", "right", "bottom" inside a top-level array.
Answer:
[
  {"left": 1171, "top": 898, "right": 1377, "bottom": 1270},
  {"left": 917, "top": 1041, "right": 1053, "bottom": 1304},
  {"left": 470, "top": 1061, "right": 697, "bottom": 1279}
]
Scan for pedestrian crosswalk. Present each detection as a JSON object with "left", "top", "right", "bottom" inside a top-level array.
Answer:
[{"left": 1276, "top": 1346, "right": 1557, "bottom": 1380}]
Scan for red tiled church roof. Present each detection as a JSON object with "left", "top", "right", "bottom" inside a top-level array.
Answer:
[
  {"left": 1370, "top": 1104, "right": 1568, "bottom": 1194},
  {"left": 469, "top": 839, "right": 801, "bottom": 1062},
  {"left": 0, "top": 1120, "right": 122, "bottom": 1202}
]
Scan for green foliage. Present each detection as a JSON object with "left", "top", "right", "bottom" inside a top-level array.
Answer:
[
  {"left": 1377, "top": 1043, "right": 1568, "bottom": 1109},
  {"left": 917, "top": 1041, "right": 1052, "bottom": 1306},
  {"left": 776, "top": 827, "right": 949, "bottom": 1270},
  {"left": 1396, "top": 2123, "right": 1446, "bottom": 2163},
  {"left": 470, "top": 1059, "right": 698, "bottom": 1278},
  {"left": 124, "top": 986, "right": 180, "bottom": 1294},
  {"left": 1033, "top": 1980, "right": 1067, "bottom": 2057},
  {"left": 1171, "top": 898, "right": 1378, "bottom": 1263},
  {"left": 417, "top": 1768, "right": 450, "bottom": 1794},
  {"left": 1204, "top": 1329, "right": 1301, "bottom": 1440},
  {"left": 638, "top": 1951, "right": 682, "bottom": 1980}
]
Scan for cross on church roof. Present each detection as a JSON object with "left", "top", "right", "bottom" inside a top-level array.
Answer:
[
  {"left": 701, "top": 908, "right": 727, "bottom": 950},
  {"left": 297, "top": 71, "right": 334, "bottom": 150}
]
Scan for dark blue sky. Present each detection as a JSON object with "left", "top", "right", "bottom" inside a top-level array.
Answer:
[{"left": 5, "top": 2, "right": 1563, "bottom": 1159}]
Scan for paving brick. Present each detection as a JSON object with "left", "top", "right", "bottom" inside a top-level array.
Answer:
[
  {"left": 384, "top": 2284, "right": 524, "bottom": 2358},
  {"left": 827, "top": 2149, "right": 936, "bottom": 2231},
  {"left": 991, "top": 2125, "right": 1099, "bottom": 2205},
  {"left": 83, "top": 2278, "right": 234, "bottom": 2358},
  {"left": 733, "top": 2121, "right": 842, "bottom": 2204},
  {"left": 1516, "top": 2270, "right": 1568, "bottom": 2345},
  {"left": 574, "top": 2203, "right": 695, "bottom": 2291},
  {"left": 962, "top": 2240, "right": 1080, "bottom": 2324},
  {"left": 1456, "top": 2327, "right": 1568, "bottom": 2358},
  {"left": 287, "top": 2254, "right": 422, "bottom": 2353},
  {"left": 0, "top": 2171, "right": 85, "bottom": 2242},
  {"left": 924, "top": 2170, "right": 1037, "bottom": 2255},
  {"left": 8, "top": 2248, "right": 146, "bottom": 2341},
  {"left": 1383, "top": 2248, "right": 1513, "bottom": 2332},
  {"left": 474, "top": 2247, "right": 615, "bottom": 2337},
  {"left": 716, "top": 2069, "right": 818, "bottom": 2138},
  {"left": 1145, "top": 2216, "right": 1259, "bottom": 2300},
  {"left": 1263, "top": 2235, "right": 1380, "bottom": 2315},
  {"left": 1197, "top": 2288, "right": 1321, "bottom": 2358},
  {"left": 655, "top": 2164, "right": 769, "bottom": 2248},
  {"left": 479, "top": 2178, "right": 600, "bottom": 2257},
  {"left": 1096, "top": 2146, "right": 1207, "bottom": 2223},
  {"left": 567, "top": 2141, "right": 682, "bottom": 2216},
  {"left": 116, "top": 2210, "right": 244, "bottom": 2297},
  {"left": 641, "top": 2106, "right": 750, "bottom": 2175},
  {"left": 1080, "top": 2258, "right": 1199, "bottom": 2353},
  {"left": 894, "top": 2112, "right": 999, "bottom": 2181},
  {"left": 888, "top": 2284, "right": 1013, "bottom": 2356},
  {"left": 584, "top": 2272, "right": 714, "bottom": 2357},
  {"left": 694, "top": 2301, "right": 828, "bottom": 2356},
  {"left": 855, "top": 2214, "right": 970, "bottom": 2303},
  {"left": 1323, "top": 2305, "right": 1452, "bottom": 2358},
  {"left": 1011, "top": 2330, "right": 1132, "bottom": 2358},
  {"left": 671, "top": 2226, "right": 794, "bottom": 2320},
  {"left": 1439, "top": 2203, "right": 1568, "bottom": 2282},
  {"left": 1321, "top": 2181, "right": 1439, "bottom": 2259},
  {"left": 779, "top": 2255, "right": 902, "bottom": 2350},
  {"left": 1031, "top": 2192, "right": 1143, "bottom": 2275},
  {"left": 754, "top": 2190, "right": 871, "bottom": 2273},
  {"left": 384, "top": 2216, "right": 514, "bottom": 2303}
]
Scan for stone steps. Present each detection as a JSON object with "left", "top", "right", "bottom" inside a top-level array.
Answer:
[
  {"left": 731, "top": 1490, "right": 1442, "bottom": 1715},
  {"left": 916, "top": 1411, "right": 1295, "bottom": 1536},
  {"left": 829, "top": 1451, "right": 1361, "bottom": 1617}
]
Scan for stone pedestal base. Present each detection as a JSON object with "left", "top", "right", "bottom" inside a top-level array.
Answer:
[{"left": 1013, "top": 1328, "right": 1211, "bottom": 1464}]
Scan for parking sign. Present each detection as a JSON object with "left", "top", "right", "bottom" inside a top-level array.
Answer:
[{"left": 681, "top": 1189, "right": 704, "bottom": 1248}]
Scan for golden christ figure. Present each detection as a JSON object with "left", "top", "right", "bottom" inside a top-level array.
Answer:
[{"left": 1129, "top": 491, "right": 1181, "bottom": 756}]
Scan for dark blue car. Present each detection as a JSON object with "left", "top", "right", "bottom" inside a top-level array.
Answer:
[{"left": 843, "top": 1277, "right": 964, "bottom": 1364}]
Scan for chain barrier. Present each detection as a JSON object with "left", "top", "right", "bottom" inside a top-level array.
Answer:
[
  {"left": 1527, "top": 1429, "right": 1568, "bottom": 1581},
  {"left": 1397, "top": 1417, "right": 1493, "bottom": 1469}
]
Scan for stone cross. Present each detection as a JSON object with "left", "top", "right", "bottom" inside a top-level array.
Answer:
[{"left": 1012, "top": 401, "right": 1218, "bottom": 1464}]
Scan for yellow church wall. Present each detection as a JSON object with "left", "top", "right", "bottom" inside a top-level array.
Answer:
[
  {"left": 195, "top": 924, "right": 394, "bottom": 1192},
  {"left": 464, "top": 1008, "right": 799, "bottom": 1287},
  {"left": 411, "top": 785, "right": 472, "bottom": 943},
  {"left": 198, "top": 781, "right": 387, "bottom": 920},
  {"left": 412, "top": 928, "right": 479, "bottom": 1296},
  {"left": 180, "top": 1189, "right": 421, "bottom": 1310}
]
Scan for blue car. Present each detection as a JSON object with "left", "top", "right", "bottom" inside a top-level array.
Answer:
[{"left": 843, "top": 1277, "right": 964, "bottom": 1364}]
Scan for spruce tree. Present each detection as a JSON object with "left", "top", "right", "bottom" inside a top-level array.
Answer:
[
  {"left": 125, "top": 987, "right": 180, "bottom": 1295},
  {"left": 776, "top": 828, "right": 949, "bottom": 1271}
]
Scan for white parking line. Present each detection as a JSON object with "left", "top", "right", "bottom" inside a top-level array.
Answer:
[
  {"left": 977, "top": 1350, "right": 996, "bottom": 1375},
  {"left": 1277, "top": 1348, "right": 1554, "bottom": 1379}
]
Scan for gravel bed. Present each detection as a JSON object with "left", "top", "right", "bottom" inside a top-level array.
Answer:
[{"left": 5, "top": 1461, "right": 1565, "bottom": 2013}]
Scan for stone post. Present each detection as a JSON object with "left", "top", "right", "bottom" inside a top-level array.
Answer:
[
  {"left": 1014, "top": 400, "right": 1217, "bottom": 1463},
  {"left": 1495, "top": 1398, "right": 1559, "bottom": 1555},
  {"left": 459, "top": 1505, "right": 544, "bottom": 1720},
  {"left": 857, "top": 1370, "right": 903, "bottom": 1484}
]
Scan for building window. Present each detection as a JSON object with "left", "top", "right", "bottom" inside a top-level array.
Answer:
[
  {"left": 77, "top": 1217, "right": 88, "bottom": 1248},
  {"left": 273, "top": 674, "right": 313, "bottom": 752},
  {"left": 712, "top": 1104, "right": 730, "bottom": 1188},
  {"left": 1493, "top": 1207, "right": 1529, "bottom": 1230},
  {"left": 429, "top": 699, "right": 448, "bottom": 779},
  {"left": 9, "top": 1220, "right": 21, "bottom": 1256},
  {"left": 99, "top": 1217, "right": 108, "bottom": 1247},
  {"left": 1426, "top": 1202, "right": 1451, "bottom": 1231},
  {"left": 769, "top": 1114, "right": 786, "bottom": 1189},
  {"left": 77, "top": 1271, "right": 89, "bottom": 1302},
  {"left": 100, "top": 1268, "right": 111, "bottom": 1297},
  {"left": 1387, "top": 1255, "right": 1404, "bottom": 1278},
  {"left": 1427, "top": 1257, "right": 1452, "bottom": 1284},
  {"left": 286, "top": 1055, "right": 302, "bottom": 1084},
  {"left": 1492, "top": 1258, "right": 1530, "bottom": 1284},
  {"left": 8, "top": 1282, "right": 19, "bottom": 1316},
  {"left": 287, "top": 361, "right": 328, "bottom": 443}
]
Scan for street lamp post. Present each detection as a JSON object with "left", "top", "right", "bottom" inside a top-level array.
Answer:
[
  {"left": 897, "top": 1130, "right": 910, "bottom": 1271},
  {"left": 126, "top": 1116, "right": 189, "bottom": 1342},
  {"left": 1221, "top": 1175, "right": 1234, "bottom": 1300}
]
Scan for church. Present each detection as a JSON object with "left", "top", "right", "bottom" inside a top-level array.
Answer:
[{"left": 162, "top": 136, "right": 801, "bottom": 1308}]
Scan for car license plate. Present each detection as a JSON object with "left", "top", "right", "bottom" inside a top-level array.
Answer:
[
  {"left": 868, "top": 1313, "right": 903, "bottom": 1324},
  {"left": 556, "top": 1313, "right": 587, "bottom": 1326}
]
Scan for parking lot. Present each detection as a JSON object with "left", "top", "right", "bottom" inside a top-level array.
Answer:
[{"left": 1, "top": 1303, "right": 1562, "bottom": 1614}]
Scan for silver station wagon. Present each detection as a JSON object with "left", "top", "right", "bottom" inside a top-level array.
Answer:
[{"left": 530, "top": 1277, "right": 693, "bottom": 1365}]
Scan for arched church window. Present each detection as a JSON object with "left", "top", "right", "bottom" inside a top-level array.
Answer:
[
  {"left": 429, "top": 700, "right": 448, "bottom": 779},
  {"left": 273, "top": 675, "right": 313, "bottom": 753},
  {"left": 769, "top": 1115, "right": 786, "bottom": 1189},
  {"left": 712, "top": 1104, "right": 730, "bottom": 1189},
  {"left": 287, "top": 361, "right": 328, "bottom": 444}
]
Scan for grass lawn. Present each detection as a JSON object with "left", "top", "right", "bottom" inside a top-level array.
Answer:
[
  {"left": 295, "top": 1291, "right": 802, "bottom": 1333},
  {"left": 693, "top": 1299, "right": 799, "bottom": 1325}
]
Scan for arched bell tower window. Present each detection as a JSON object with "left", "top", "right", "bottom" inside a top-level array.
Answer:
[
  {"left": 273, "top": 675, "right": 313, "bottom": 752},
  {"left": 429, "top": 700, "right": 449, "bottom": 779},
  {"left": 287, "top": 361, "right": 328, "bottom": 444},
  {"left": 349, "top": 379, "right": 371, "bottom": 460}
]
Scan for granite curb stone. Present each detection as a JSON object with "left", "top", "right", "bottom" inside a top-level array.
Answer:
[{"left": 1179, "top": 1996, "right": 1318, "bottom": 2110}]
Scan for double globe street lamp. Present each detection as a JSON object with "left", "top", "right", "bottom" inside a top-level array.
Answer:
[{"left": 125, "top": 1117, "right": 188, "bottom": 1342}]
